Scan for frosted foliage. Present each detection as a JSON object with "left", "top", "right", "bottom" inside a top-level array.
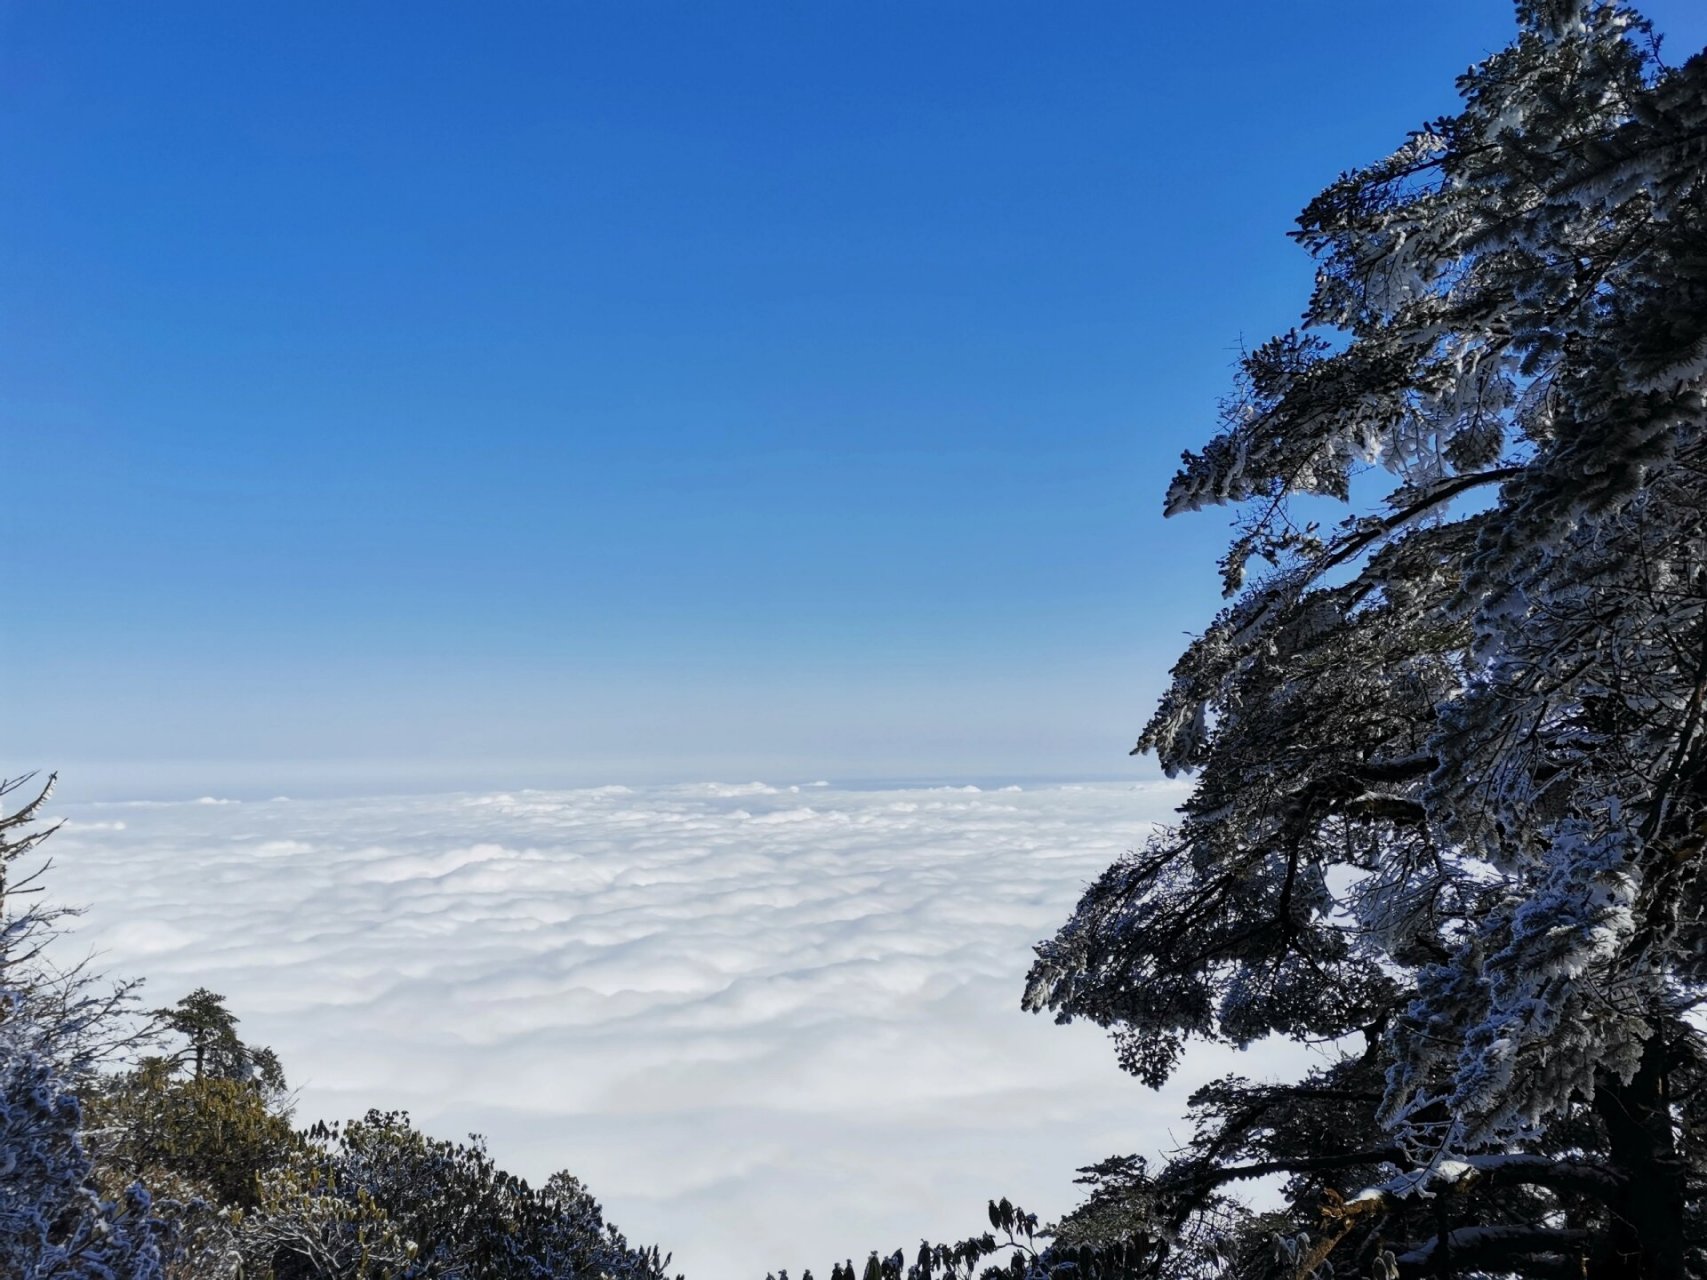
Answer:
[
  {"left": 1027, "top": 0, "right": 1707, "bottom": 1178},
  {"left": 0, "top": 772, "right": 163, "bottom": 1279},
  {"left": 1386, "top": 821, "right": 1650, "bottom": 1145},
  {"left": 0, "top": 993, "right": 163, "bottom": 1280}
]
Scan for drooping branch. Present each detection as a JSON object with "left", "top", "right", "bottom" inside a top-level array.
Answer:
[
  {"left": 1397, "top": 1226, "right": 1591, "bottom": 1273},
  {"left": 1312, "top": 467, "right": 1523, "bottom": 580},
  {"left": 1174, "top": 1147, "right": 1406, "bottom": 1193}
]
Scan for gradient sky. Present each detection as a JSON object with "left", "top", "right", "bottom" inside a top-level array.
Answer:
[{"left": 5, "top": 2, "right": 1704, "bottom": 799}]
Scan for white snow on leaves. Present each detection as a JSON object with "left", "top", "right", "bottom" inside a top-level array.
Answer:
[{"left": 45, "top": 779, "right": 1274, "bottom": 1280}]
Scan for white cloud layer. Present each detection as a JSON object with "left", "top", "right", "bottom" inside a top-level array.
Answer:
[{"left": 48, "top": 780, "right": 1289, "bottom": 1280}]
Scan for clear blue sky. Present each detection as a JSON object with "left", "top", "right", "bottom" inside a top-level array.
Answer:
[{"left": 5, "top": 2, "right": 1703, "bottom": 798}]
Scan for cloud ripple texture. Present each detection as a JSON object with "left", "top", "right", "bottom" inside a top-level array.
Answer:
[{"left": 50, "top": 779, "right": 1271, "bottom": 1280}]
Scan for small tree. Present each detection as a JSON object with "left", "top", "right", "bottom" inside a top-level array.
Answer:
[{"left": 155, "top": 988, "right": 284, "bottom": 1090}]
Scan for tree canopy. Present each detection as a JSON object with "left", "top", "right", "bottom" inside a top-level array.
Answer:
[{"left": 1021, "top": 3, "right": 1707, "bottom": 1279}]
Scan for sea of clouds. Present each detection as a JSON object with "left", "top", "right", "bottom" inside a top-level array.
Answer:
[{"left": 46, "top": 779, "right": 1293, "bottom": 1280}]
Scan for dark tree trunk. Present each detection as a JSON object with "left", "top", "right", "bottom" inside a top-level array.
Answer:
[{"left": 1591, "top": 1032, "right": 1686, "bottom": 1280}]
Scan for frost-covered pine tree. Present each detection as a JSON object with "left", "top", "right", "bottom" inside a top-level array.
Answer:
[{"left": 1025, "top": 4, "right": 1707, "bottom": 1279}]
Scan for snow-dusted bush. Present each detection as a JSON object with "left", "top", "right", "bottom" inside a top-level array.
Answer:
[{"left": 0, "top": 774, "right": 165, "bottom": 1279}]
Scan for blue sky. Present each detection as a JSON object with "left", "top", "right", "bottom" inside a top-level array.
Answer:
[{"left": 5, "top": 2, "right": 1703, "bottom": 798}]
